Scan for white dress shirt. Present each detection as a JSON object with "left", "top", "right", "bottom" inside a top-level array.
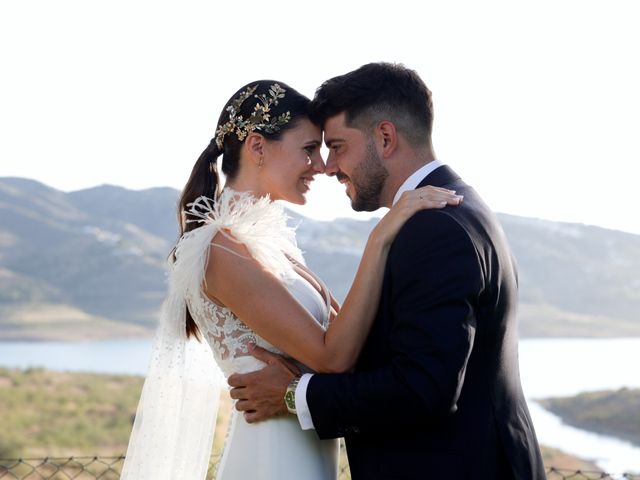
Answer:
[{"left": 295, "top": 160, "right": 446, "bottom": 430}]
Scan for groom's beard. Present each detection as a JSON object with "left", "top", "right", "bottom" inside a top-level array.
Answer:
[{"left": 348, "top": 140, "right": 388, "bottom": 212}]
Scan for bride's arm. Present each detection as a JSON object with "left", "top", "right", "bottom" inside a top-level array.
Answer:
[
  {"left": 329, "top": 293, "right": 339, "bottom": 323},
  {"left": 206, "top": 186, "right": 462, "bottom": 373}
]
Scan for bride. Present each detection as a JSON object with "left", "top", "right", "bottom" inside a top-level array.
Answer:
[{"left": 120, "top": 80, "right": 462, "bottom": 479}]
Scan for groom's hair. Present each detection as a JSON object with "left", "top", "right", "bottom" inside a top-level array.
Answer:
[{"left": 310, "top": 62, "right": 434, "bottom": 147}]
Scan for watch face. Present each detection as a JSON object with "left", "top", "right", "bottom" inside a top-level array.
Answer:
[{"left": 285, "top": 391, "right": 295, "bottom": 407}]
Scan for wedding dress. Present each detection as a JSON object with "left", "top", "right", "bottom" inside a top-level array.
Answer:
[{"left": 121, "top": 189, "right": 338, "bottom": 480}]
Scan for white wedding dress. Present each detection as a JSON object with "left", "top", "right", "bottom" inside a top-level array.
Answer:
[
  {"left": 188, "top": 270, "right": 339, "bottom": 480},
  {"left": 121, "top": 189, "right": 338, "bottom": 480}
]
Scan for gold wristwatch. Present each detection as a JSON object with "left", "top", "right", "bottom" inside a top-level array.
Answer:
[{"left": 284, "top": 376, "right": 301, "bottom": 415}]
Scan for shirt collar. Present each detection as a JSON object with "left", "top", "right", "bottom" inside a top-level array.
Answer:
[{"left": 392, "top": 160, "right": 445, "bottom": 206}]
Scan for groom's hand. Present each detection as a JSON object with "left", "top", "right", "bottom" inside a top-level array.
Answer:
[{"left": 228, "top": 346, "right": 301, "bottom": 423}]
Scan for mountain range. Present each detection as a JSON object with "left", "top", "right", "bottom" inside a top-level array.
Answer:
[{"left": 1, "top": 176, "right": 639, "bottom": 341}]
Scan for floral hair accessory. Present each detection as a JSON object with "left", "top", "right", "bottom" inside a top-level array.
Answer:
[{"left": 214, "top": 83, "right": 291, "bottom": 149}]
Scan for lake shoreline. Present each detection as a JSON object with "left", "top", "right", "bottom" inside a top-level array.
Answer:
[{"left": 539, "top": 388, "right": 640, "bottom": 450}]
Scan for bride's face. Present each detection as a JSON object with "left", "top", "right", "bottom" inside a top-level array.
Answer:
[{"left": 261, "top": 118, "right": 325, "bottom": 205}]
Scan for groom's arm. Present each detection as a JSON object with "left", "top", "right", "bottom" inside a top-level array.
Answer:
[
  {"left": 306, "top": 210, "right": 483, "bottom": 438},
  {"left": 228, "top": 210, "right": 482, "bottom": 433}
]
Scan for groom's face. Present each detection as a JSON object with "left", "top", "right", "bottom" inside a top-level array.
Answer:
[{"left": 323, "top": 113, "right": 388, "bottom": 212}]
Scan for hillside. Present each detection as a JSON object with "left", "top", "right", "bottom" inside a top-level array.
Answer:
[
  {"left": 539, "top": 388, "right": 640, "bottom": 447},
  {"left": 1, "top": 176, "right": 639, "bottom": 340}
]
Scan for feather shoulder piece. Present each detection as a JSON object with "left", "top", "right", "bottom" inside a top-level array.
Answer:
[{"left": 169, "top": 189, "right": 304, "bottom": 299}]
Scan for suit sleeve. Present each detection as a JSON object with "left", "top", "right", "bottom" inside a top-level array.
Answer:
[{"left": 306, "top": 210, "right": 484, "bottom": 439}]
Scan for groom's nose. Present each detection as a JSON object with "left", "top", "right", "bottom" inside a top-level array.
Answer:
[{"left": 324, "top": 155, "right": 338, "bottom": 177}]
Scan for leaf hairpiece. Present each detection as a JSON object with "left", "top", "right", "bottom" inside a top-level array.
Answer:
[{"left": 215, "top": 84, "right": 291, "bottom": 149}]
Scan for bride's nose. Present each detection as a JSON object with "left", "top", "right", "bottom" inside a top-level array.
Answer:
[{"left": 308, "top": 152, "right": 326, "bottom": 175}]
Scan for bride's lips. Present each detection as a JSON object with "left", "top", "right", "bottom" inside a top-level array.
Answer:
[{"left": 299, "top": 176, "right": 313, "bottom": 192}]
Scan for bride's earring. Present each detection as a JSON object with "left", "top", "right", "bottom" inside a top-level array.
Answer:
[{"left": 258, "top": 155, "right": 264, "bottom": 168}]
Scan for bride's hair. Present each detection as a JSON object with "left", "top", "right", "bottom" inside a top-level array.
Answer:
[{"left": 177, "top": 80, "right": 312, "bottom": 339}]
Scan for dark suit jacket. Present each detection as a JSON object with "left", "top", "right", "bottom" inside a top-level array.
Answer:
[{"left": 306, "top": 165, "right": 545, "bottom": 480}]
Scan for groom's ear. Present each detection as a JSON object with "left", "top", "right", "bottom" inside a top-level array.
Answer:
[{"left": 375, "top": 121, "right": 398, "bottom": 159}]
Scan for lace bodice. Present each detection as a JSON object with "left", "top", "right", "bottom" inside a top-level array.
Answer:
[
  {"left": 187, "top": 272, "right": 329, "bottom": 376},
  {"left": 172, "top": 189, "right": 330, "bottom": 376}
]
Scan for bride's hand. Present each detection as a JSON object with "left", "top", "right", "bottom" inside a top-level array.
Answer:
[{"left": 370, "top": 186, "right": 463, "bottom": 246}]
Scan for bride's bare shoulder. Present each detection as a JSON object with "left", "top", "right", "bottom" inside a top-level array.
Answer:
[{"left": 204, "top": 230, "right": 260, "bottom": 293}]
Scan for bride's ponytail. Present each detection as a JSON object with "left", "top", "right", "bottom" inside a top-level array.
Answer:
[
  {"left": 178, "top": 140, "right": 222, "bottom": 237},
  {"left": 175, "top": 140, "right": 225, "bottom": 340}
]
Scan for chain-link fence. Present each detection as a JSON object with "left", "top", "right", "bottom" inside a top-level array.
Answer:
[
  {"left": 0, "top": 457, "right": 123, "bottom": 480},
  {"left": 1, "top": 456, "right": 639, "bottom": 480},
  {"left": 545, "top": 467, "right": 640, "bottom": 480},
  {"left": 0, "top": 455, "right": 351, "bottom": 480}
]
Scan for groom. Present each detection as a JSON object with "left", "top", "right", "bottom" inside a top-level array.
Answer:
[{"left": 228, "top": 63, "right": 545, "bottom": 479}]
